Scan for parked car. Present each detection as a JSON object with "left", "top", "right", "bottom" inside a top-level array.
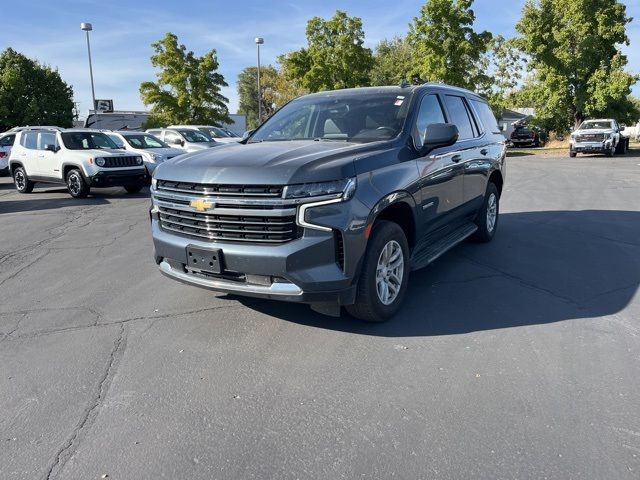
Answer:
[
  {"left": 9, "top": 129, "right": 147, "bottom": 198},
  {"left": 145, "top": 128, "right": 218, "bottom": 152},
  {"left": 510, "top": 125, "right": 542, "bottom": 147},
  {"left": 106, "top": 131, "right": 184, "bottom": 175},
  {"left": 570, "top": 119, "right": 628, "bottom": 157},
  {"left": 149, "top": 84, "right": 506, "bottom": 322},
  {"left": 168, "top": 125, "right": 241, "bottom": 144},
  {"left": 0, "top": 132, "right": 16, "bottom": 175}
]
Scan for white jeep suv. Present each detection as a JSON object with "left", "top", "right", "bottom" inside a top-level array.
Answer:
[{"left": 9, "top": 129, "right": 147, "bottom": 198}]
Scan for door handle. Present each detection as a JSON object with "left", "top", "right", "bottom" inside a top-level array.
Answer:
[
  {"left": 451, "top": 154, "right": 462, "bottom": 163},
  {"left": 480, "top": 148, "right": 488, "bottom": 156}
]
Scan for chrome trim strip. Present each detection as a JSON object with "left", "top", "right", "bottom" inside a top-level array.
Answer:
[
  {"left": 159, "top": 224, "right": 291, "bottom": 243},
  {"left": 154, "top": 199, "right": 297, "bottom": 217},
  {"left": 157, "top": 185, "right": 282, "bottom": 197},
  {"left": 159, "top": 209, "right": 292, "bottom": 225},
  {"left": 159, "top": 260, "right": 303, "bottom": 295}
]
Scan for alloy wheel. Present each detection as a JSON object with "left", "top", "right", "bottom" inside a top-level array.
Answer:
[
  {"left": 14, "top": 170, "right": 25, "bottom": 190},
  {"left": 375, "top": 240, "right": 404, "bottom": 305},
  {"left": 68, "top": 173, "right": 81, "bottom": 195},
  {"left": 486, "top": 193, "right": 498, "bottom": 233}
]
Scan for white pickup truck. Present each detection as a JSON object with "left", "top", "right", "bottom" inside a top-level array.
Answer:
[
  {"left": 9, "top": 128, "right": 147, "bottom": 198},
  {"left": 569, "top": 119, "right": 630, "bottom": 157}
]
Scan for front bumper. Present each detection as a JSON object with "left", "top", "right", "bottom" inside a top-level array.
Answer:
[
  {"left": 571, "top": 140, "right": 613, "bottom": 153},
  {"left": 152, "top": 220, "right": 358, "bottom": 305},
  {"left": 88, "top": 168, "right": 148, "bottom": 187}
]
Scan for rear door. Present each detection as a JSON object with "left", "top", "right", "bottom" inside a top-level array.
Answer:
[
  {"left": 414, "top": 93, "right": 465, "bottom": 234},
  {"left": 18, "top": 131, "right": 39, "bottom": 175}
]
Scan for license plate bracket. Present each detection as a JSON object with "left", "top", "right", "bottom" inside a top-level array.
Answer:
[{"left": 186, "top": 246, "right": 224, "bottom": 274}]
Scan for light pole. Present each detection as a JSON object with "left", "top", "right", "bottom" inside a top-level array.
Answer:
[
  {"left": 81, "top": 22, "right": 96, "bottom": 114},
  {"left": 255, "top": 37, "right": 264, "bottom": 125}
]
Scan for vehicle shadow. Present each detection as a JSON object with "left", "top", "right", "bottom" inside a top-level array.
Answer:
[
  {"left": 0, "top": 197, "right": 111, "bottom": 214},
  {"left": 236, "top": 210, "right": 640, "bottom": 337}
]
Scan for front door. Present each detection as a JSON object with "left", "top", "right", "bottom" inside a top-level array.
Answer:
[{"left": 414, "top": 93, "right": 465, "bottom": 235}]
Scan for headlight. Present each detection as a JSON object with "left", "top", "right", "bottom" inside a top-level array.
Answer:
[
  {"left": 151, "top": 177, "right": 157, "bottom": 190},
  {"left": 283, "top": 178, "right": 356, "bottom": 200},
  {"left": 95, "top": 157, "right": 106, "bottom": 167},
  {"left": 136, "top": 156, "right": 143, "bottom": 165},
  {"left": 146, "top": 153, "right": 162, "bottom": 163}
]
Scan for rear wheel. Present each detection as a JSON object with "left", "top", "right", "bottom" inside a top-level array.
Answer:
[
  {"left": 124, "top": 185, "right": 143, "bottom": 194},
  {"left": 13, "top": 166, "right": 34, "bottom": 193},
  {"left": 569, "top": 150, "right": 577, "bottom": 158},
  {"left": 472, "top": 182, "right": 499, "bottom": 243},
  {"left": 66, "top": 169, "right": 89, "bottom": 198},
  {"left": 346, "top": 221, "right": 410, "bottom": 323}
]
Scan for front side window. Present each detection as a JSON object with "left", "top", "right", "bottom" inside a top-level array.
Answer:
[
  {"left": 415, "top": 94, "right": 446, "bottom": 146},
  {"left": 38, "top": 132, "right": 57, "bottom": 150},
  {"left": 61, "top": 132, "right": 119, "bottom": 150},
  {"left": 178, "top": 129, "right": 211, "bottom": 143},
  {"left": 250, "top": 91, "right": 413, "bottom": 143},
  {"left": 164, "top": 131, "right": 181, "bottom": 144},
  {"left": 443, "top": 95, "right": 475, "bottom": 141},
  {"left": 124, "top": 134, "right": 168, "bottom": 149}
]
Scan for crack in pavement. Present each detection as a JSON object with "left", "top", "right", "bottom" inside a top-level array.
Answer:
[{"left": 44, "top": 323, "right": 127, "bottom": 480}]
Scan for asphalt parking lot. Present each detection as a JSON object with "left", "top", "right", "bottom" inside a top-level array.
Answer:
[{"left": 1, "top": 151, "right": 640, "bottom": 479}]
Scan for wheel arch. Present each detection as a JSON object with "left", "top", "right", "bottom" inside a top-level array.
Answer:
[
  {"left": 488, "top": 169, "right": 504, "bottom": 197},
  {"left": 367, "top": 191, "right": 418, "bottom": 251}
]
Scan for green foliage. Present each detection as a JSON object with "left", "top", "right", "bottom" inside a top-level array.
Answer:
[
  {"left": 516, "top": 0, "right": 639, "bottom": 131},
  {"left": 279, "top": 10, "right": 374, "bottom": 92},
  {"left": 370, "top": 37, "right": 414, "bottom": 86},
  {"left": 482, "top": 35, "right": 528, "bottom": 117},
  {"left": 0, "top": 48, "right": 74, "bottom": 130},
  {"left": 237, "top": 65, "right": 279, "bottom": 130},
  {"left": 407, "top": 0, "right": 492, "bottom": 90},
  {"left": 140, "top": 33, "right": 231, "bottom": 127}
]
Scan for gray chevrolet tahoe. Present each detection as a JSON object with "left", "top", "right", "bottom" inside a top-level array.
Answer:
[{"left": 150, "top": 84, "right": 506, "bottom": 322}]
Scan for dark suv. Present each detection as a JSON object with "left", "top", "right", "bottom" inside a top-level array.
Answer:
[{"left": 150, "top": 84, "right": 506, "bottom": 322}]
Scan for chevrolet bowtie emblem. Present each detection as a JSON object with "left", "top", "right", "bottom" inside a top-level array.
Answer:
[{"left": 190, "top": 199, "right": 214, "bottom": 212}]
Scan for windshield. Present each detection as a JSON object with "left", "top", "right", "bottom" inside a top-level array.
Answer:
[
  {"left": 579, "top": 121, "right": 613, "bottom": 130},
  {"left": 179, "top": 129, "right": 212, "bottom": 142},
  {"left": 61, "top": 132, "right": 119, "bottom": 150},
  {"left": 200, "top": 127, "right": 232, "bottom": 138},
  {"left": 250, "top": 91, "right": 413, "bottom": 143},
  {"left": 124, "top": 134, "right": 169, "bottom": 149}
]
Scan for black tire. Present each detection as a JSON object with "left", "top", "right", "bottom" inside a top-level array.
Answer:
[
  {"left": 66, "top": 169, "right": 89, "bottom": 198},
  {"left": 472, "top": 182, "right": 500, "bottom": 243},
  {"left": 615, "top": 140, "right": 625, "bottom": 154},
  {"left": 534, "top": 138, "right": 540, "bottom": 148},
  {"left": 606, "top": 144, "right": 615, "bottom": 157},
  {"left": 13, "top": 166, "right": 34, "bottom": 193},
  {"left": 569, "top": 150, "right": 577, "bottom": 158},
  {"left": 346, "top": 221, "right": 410, "bottom": 323},
  {"left": 0, "top": 167, "right": 9, "bottom": 177},
  {"left": 124, "top": 185, "right": 143, "bottom": 194}
]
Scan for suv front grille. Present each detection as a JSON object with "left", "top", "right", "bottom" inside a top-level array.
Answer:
[
  {"left": 156, "top": 180, "right": 283, "bottom": 197},
  {"left": 158, "top": 206, "right": 298, "bottom": 243},
  {"left": 576, "top": 133, "right": 606, "bottom": 142},
  {"left": 102, "top": 156, "right": 141, "bottom": 168}
]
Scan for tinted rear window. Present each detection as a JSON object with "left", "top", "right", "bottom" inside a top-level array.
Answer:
[
  {"left": 471, "top": 100, "right": 500, "bottom": 134},
  {"left": 443, "top": 95, "right": 474, "bottom": 140}
]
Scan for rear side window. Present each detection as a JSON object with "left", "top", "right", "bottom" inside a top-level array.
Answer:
[
  {"left": 443, "top": 95, "right": 475, "bottom": 141},
  {"left": 21, "top": 132, "right": 38, "bottom": 149},
  {"left": 471, "top": 100, "right": 500, "bottom": 134},
  {"left": 415, "top": 94, "right": 447, "bottom": 146},
  {"left": 0, "top": 134, "right": 15, "bottom": 147}
]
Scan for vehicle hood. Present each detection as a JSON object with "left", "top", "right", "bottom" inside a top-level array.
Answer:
[
  {"left": 212, "top": 138, "right": 241, "bottom": 144},
  {"left": 573, "top": 129, "right": 614, "bottom": 136},
  {"left": 186, "top": 142, "right": 219, "bottom": 151},
  {"left": 134, "top": 147, "right": 184, "bottom": 158},
  {"left": 155, "top": 140, "right": 385, "bottom": 185},
  {"left": 82, "top": 148, "right": 141, "bottom": 157}
]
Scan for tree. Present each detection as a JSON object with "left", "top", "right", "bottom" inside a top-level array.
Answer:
[
  {"left": 482, "top": 35, "right": 528, "bottom": 116},
  {"left": 237, "top": 65, "right": 278, "bottom": 129},
  {"left": 516, "top": 0, "right": 639, "bottom": 130},
  {"left": 140, "top": 33, "right": 230, "bottom": 127},
  {"left": 0, "top": 48, "right": 74, "bottom": 130},
  {"left": 370, "top": 37, "right": 414, "bottom": 86},
  {"left": 279, "top": 10, "right": 374, "bottom": 92},
  {"left": 407, "top": 0, "right": 492, "bottom": 90}
]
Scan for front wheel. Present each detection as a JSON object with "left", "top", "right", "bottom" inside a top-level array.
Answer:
[
  {"left": 569, "top": 150, "right": 577, "bottom": 158},
  {"left": 472, "top": 182, "right": 500, "bottom": 243},
  {"left": 124, "top": 185, "right": 143, "bottom": 194},
  {"left": 346, "top": 221, "right": 410, "bottom": 323},
  {"left": 66, "top": 169, "right": 90, "bottom": 198},
  {"left": 13, "top": 166, "right": 34, "bottom": 193}
]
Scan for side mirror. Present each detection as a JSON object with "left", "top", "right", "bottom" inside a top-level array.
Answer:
[
  {"left": 44, "top": 144, "right": 57, "bottom": 152},
  {"left": 420, "top": 123, "right": 459, "bottom": 155},
  {"left": 173, "top": 138, "right": 184, "bottom": 146}
]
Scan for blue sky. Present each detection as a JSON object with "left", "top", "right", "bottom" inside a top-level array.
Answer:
[{"left": 2, "top": 0, "right": 638, "bottom": 117}]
